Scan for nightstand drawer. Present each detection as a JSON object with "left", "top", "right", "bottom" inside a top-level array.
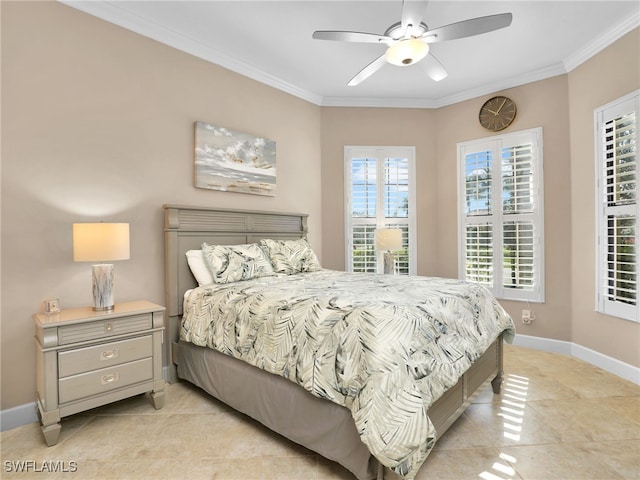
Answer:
[
  {"left": 58, "top": 357, "right": 153, "bottom": 404},
  {"left": 58, "top": 314, "right": 152, "bottom": 345},
  {"left": 58, "top": 336, "right": 153, "bottom": 377}
]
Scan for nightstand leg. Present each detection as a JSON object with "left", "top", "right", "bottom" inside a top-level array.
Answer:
[
  {"left": 150, "top": 390, "right": 165, "bottom": 410},
  {"left": 37, "top": 400, "right": 62, "bottom": 446},
  {"left": 41, "top": 422, "right": 61, "bottom": 446}
]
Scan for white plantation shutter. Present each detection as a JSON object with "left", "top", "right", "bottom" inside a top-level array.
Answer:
[
  {"left": 503, "top": 221, "right": 534, "bottom": 291},
  {"left": 465, "top": 224, "right": 493, "bottom": 286},
  {"left": 464, "top": 150, "right": 493, "bottom": 216},
  {"left": 351, "top": 224, "right": 377, "bottom": 273},
  {"left": 596, "top": 91, "right": 638, "bottom": 322},
  {"left": 501, "top": 142, "right": 536, "bottom": 293},
  {"left": 458, "top": 128, "right": 544, "bottom": 302},
  {"left": 345, "top": 147, "right": 416, "bottom": 275}
]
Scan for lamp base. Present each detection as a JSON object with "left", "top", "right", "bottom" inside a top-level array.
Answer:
[
  {"left": 92, "top": 264, "right": 115, "bottom": 311},
  {"left": 383, "top": 251, "right": 396, "bottom": 275}
]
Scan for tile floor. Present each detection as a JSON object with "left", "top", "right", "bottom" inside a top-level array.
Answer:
[{"left": 2, "top": 345, "right": 639, "bottom": 480}]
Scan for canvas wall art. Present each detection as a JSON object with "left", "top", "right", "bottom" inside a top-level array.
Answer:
[{"left": 194, "top": 121, "right": 276, "bottom": 196}]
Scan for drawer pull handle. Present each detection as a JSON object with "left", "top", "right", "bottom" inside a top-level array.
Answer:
[
  {"left": 105, "top": 322, "right": 114, "bottom": 333},
  {"left": 101, "top": 349, "right": 119, "bottom": 361},
  {"left": 101, "top": 372, "right": 120, "bottom": 385}
]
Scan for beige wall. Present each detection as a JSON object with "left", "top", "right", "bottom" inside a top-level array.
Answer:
[
  {"left": 568, "top": 28, "right": 640, "bottom": 366},
  {"left": 1, "top": 2, "right": 322, "bottom": 410}
]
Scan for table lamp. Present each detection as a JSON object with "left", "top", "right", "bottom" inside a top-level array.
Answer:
[
  {"left": 73, "top": 223, "right": 130, "bottom": 311},
  {"left": 375, "top": 228, "right": 402, "bottom": 274}
]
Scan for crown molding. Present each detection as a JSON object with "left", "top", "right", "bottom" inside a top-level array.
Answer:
[
  {"left": 563, "top": 10, "right": 640, "bottom": 73},
  {"left": 59, "top": 1, "right": 638, "bottom": 109},
  {"left": 322, "top": 62, "right": 568, "bottom": 109},
  {"left": 58, "top": 1, "right": 324, "bottom": 106},
  {"left": 321, "top": 96, "right": 437, "bottom": 108},
  {"left": 430, "top": 62, "right": 568, "bottom": 108}
]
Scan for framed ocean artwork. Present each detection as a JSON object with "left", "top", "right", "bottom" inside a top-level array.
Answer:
[{"left": 194, "top": 121, "right": 276, "bottom": 196}]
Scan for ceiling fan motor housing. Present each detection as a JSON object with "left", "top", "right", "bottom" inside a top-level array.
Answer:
[{"left": 384, "top": 21, "right": 429, "bottom": 39}]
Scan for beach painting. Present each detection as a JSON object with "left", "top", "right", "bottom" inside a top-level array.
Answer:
[{"left": 194, "top": 121, "right": 276, "bottom": 196}]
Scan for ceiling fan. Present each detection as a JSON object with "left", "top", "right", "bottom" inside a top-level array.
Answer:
[{"left": 312, "top": 0, "right": 512, "bottom": 86}]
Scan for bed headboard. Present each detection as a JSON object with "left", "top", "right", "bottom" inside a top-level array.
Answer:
[{"left": 163, "top": 204, "right": 308, "bottom": 378}]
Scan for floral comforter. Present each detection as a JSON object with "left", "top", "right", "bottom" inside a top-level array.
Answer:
[{"left": 181, "top": 269, "right": 514, "bottom": 479}]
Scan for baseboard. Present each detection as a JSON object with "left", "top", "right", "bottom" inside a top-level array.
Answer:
[
  {"left": 512, "top": 334, "right": 573, "bottom": 355},
  {"left": 0, "top": 401, "right": 38, "bottom": 432},
  {"left": 512, "top": 334, "right": 640, "bottom": 385},
  {"left": 571, "top": 342, "right": 640, "bottom": 385},
  {"left": 3, "top": 338, "right": 638, "bottom": 432}
]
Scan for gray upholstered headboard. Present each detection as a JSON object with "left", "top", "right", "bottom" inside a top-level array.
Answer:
[{"left": 163, "top": 204, "right": 308, "bottom": 379}]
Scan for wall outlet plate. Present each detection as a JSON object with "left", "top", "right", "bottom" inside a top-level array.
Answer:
[{"left": 44, "top": 299, "right": 60, "bottom": 314}]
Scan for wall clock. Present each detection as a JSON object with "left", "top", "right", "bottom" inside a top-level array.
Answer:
[{"left": 479, "top": 96, "right": 517, "bottom": 132}]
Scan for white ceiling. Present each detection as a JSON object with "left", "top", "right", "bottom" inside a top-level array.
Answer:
[{"left": 62, "top": 1, "right": 639, "bottom": 108}]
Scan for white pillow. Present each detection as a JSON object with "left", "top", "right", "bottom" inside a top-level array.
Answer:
[{"left": 185, "top": 250, "right": 214, "bottom": 286}]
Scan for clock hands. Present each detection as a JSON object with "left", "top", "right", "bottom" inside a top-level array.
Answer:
[
  {"left": 496, "top": 97, "right": 507, "bottom": 114},
  {"left": 485, "top": 98, "right": 508, "bottom": 116}
]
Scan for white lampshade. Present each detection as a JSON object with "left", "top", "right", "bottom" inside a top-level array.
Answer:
[
  {"left": 73, "top": 223, "right": 130, "bottom": 262},
  {"left": 385, "top": 38, "right": 429, "bottom": 66},
  {"left": 375, "top": 228, "right": 402, "bottom": 251},
  {"left": 73, "top": 222, "right": 130, "bottom": 311}
]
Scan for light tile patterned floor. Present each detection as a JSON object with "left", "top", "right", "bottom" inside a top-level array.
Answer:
[{"left": 2, "top": 345, "right": 639, "bottom": 479}]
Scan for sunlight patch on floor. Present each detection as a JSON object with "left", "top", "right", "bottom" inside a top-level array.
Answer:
[{"left": 478, "top": 375, "right": 529, "bottom": 480}]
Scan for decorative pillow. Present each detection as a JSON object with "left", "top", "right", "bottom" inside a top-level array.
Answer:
[
  {"left": 201, "top": 242, "right": 275, "bottom": 284},
  {"left": 260, "top": 238, "right": 321, "bottom": 274},
  {"left": 185, "top": 250, "right": 214, "bottom": 286}
]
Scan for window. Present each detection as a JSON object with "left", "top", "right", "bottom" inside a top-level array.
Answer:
[
  {"left": 457, "top": 128, "right": 544, "bottom": 302},
  {"left": 595, "top": 91, "right": 638, "bottom": 323},
  {"left": 345, "top": 147, "right": 416, "bottom": 275}
]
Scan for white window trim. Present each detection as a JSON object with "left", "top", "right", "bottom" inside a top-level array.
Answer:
[
  {"left": 457, "top": 127, "right": 545, "bottom": 303},
  {"left": 344, "top": 146, "right": 417, "bottom": 275},
  {"left": 594, "top": 90, "right": 639, "bottom": 323}
]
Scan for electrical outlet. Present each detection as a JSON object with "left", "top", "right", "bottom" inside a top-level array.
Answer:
[{"left": 522, "top": 309, "right": 531, "bottom": 324}]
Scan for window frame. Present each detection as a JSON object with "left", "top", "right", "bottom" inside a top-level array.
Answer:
[
  {"left": 344, "top": 146, "right": 417, "bottom": 275},
  {"left": 594, "top": 90, "right": 639, "bottom": 323},
  {"left": 457, "top": 127, "right": 545, "bottom": 303}
]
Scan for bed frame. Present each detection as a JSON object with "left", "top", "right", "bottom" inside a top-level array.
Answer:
[{"left": 163, "top": 204, "right": 504, "bottom": 480}]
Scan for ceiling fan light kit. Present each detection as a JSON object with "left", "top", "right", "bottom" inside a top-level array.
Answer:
[
  {"left": 312, "top": 1, "right": 512, "bottom": 87},
  {"left": 385, "top": 38, "right": 429, "bottom": 66}
]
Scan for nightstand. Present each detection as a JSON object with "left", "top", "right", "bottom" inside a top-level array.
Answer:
[{"left": 34, "top": 301, "right": 165, "bottom": 446}]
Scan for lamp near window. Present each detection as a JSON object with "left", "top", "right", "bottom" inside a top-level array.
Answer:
[
  {"left": 73, "top": 223, "right": 130, "bottom": 311},
  {"left": 375, "top": 228, "right": 402, "bottom": 274}
]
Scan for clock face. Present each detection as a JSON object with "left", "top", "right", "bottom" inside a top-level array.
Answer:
[{"left": 479, "top": 96, "right": 517, "bottom": 131}]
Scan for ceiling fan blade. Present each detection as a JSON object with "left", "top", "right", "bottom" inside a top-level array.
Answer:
[
  {"left": 401, "top": 0, "right": 429, "bottom": 36},
  {"left": 422, "top": 54, "right": 448, "bottom": 82},
  {"left": 422, "top": 13, "right": 512, "bottom": 43},
  {"left": 312, "top": 30, "right": 391, "bottom": 44},
  {"left": 348, "top": 54, "right": 387, "bottom": 86}
]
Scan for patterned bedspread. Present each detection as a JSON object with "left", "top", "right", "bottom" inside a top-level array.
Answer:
[{"left": 181, "top": 269, "right": 515, "bottom": 479}]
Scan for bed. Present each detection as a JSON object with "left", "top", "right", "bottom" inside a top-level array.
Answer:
[{"left": 163, "top": 204, "right": 514, "bottom": 480}]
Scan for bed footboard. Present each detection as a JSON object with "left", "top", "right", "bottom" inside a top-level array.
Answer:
[{"left": 429, "top": 336, "right": 503, "bottom": 438}]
